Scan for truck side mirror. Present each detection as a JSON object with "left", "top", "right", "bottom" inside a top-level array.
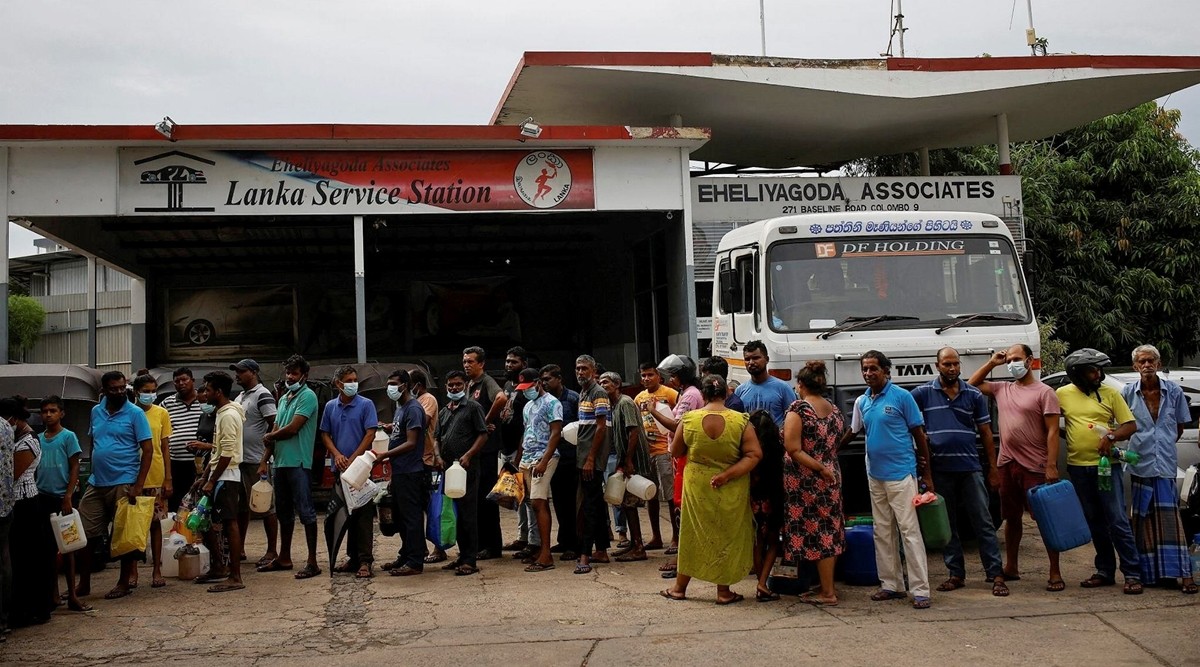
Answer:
[{"left": 719, "top": 268, "right": 741, "bottom": 313}]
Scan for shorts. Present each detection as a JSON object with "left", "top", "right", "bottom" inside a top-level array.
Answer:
[
  {"left": 519, "top": 457, "right": 559, "bottom": 501},
  {"left": 651, "top": 454, "right": 675, "bottom": 504},
  {"left": 999, "top": 461, "right": 1045, "bottom": 522},
  {"left": 78, "top": 483, "right": 134, "bottom": 539},
  {"left": 211, "top": 480, "right": 247, "bottom": 523},
  {"left": 141, "top": 487, "right": 168, "bottom": 522},
  {"left": 240, "top": 462, "right": 275, "bottom": 517},
  {"left": 274, "top": 466, "right": 317, "bottom": 526}
]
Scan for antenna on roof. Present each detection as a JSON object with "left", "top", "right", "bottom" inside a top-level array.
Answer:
[
  {"left": 759, "top": 0, "right": 767, "bottom": 56},
  {"left": 1024, "top": 0, "right": 1048, "bottom": 55},
  {"left": 882, "top": 0, "right": 906, "bottom": 58}
]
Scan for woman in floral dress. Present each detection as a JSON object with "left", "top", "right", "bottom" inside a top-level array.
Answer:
[{"left": 782, "top": 360, "right": 845, "bottom": 606}]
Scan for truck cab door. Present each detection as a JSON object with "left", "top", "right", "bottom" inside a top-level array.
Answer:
[{"left": 717, "top": 246, "right": 758, "bottom": 352}]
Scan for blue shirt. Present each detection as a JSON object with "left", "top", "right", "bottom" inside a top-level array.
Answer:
[
  {"left": 734, "top": 376, "right": 795, "bottom": 427},
  {"left": 89, "top": 400, "right": 153, "bottom": 487},
  {"left": 36, "top": 428, "right": 82, "bottom": 497},
  {"left": 910, "top": 379, "right": 990, "bottom": 473},
  {"left": 390, "top": 398, "right": 428, "bottom": 474},
  {"left": 521, "top": 393, "right": 563, "bottom": 466},
  {"left": 1121, "top": 378, "right": 1192, "bottom": 479},
  {"left": 852, "top": 381, "right": 924, "bottom": 482},
  {"left": 725, "top": 392, "right": 746, "bottom": 413},
  {"left": 319, "top": 395, "right": 378, "bottom": 473}
]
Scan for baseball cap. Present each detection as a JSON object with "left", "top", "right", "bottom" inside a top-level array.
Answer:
[
  {"left": 229, "top": 359, "right": 260, "bottom": 373},
  {"left": 514, "top": 367, "right": 539, "bottom": 391}
]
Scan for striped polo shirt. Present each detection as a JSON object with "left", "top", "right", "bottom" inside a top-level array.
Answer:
[
  {"left": 161, "top": 393, "right": 204, "bottom": 461},
  {"left": 910, "top": 378, "right": 990, "bottom": 473}
]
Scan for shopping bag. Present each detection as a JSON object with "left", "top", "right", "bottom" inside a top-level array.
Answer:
[
  {"left": 341, "top": 476, "right": 379, "bottom": 512},
  {"left": 486, "top": 468, "right": 525, "bottom": 510},
  {"left": 426, "top": 475, "right": 458, "bottom": 548},
  {"left": 110, "top": 496, "right": 156, "bottom": 558}
]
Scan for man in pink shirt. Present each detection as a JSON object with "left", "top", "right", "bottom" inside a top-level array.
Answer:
[{"left": 968, "top": 344, "right": 1065, "bottom": 592}]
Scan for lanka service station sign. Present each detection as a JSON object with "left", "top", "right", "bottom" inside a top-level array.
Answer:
[{"left": 119, "top": 148, "right": 595, "bottom": 215}]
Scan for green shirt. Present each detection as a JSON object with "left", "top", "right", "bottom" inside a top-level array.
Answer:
[{"left": 273, "top": 386, "right": 318, "bottom": 469}]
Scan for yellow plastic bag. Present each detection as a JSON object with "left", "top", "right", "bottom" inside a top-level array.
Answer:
[
  {"left": 486, "top": 469, "right": 525, "bottom": 510},
  {"left": 111, "top": 496, "right": 156, "bottom": 557}
]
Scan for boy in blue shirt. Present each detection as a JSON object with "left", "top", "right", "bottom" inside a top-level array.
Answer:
[{"left": 36, "top": 396, "right": 89, "bottom": 612}]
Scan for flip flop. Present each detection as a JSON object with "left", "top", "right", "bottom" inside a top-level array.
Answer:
[
  {"left": 207, "top": 583, "right": 246, "bottom": 593},
  {"left": 573, "top": 563, "right": 593, "bottom": 575},
  {"left": 798, "top": 591, "right": 838, "bottom": 606},
  {"left": 294, "top": 564, "right": 322, "bottom": 580},
  {"left": 1080, "top": 575, "right": 1115, "bottom": 588},
  {"left": 1123, "top": 580, "right": 1144, "bottom": 595},
  {"left": 715, "top": 593, "right": 744, "bottom": 606},
  {"left": 441, "top": 560, "right": 462, "bottom": 571},
  {"left": 870, "top": 589, "right": 906, "bottom": 601},
  {"left": 194, "top": 572, "right": 229, "bottom": 584},
  {"left": 936, "top": 577, "right": 965, "bottom": 592},
  {"left": 1182, "top": 581, "right": 1198, "bottom": 595},
  {"left": 67, "top": 599, "right": 93, "bottom": 612},
  {"left": 424, "top": 553, "right": 447, "bottom": 564},
  {"left": 256, "top": 555, "right": 277, "bottom": 569},
  {"left": 103, "top": 587, "right": 132, "bottom": 600},
  {"left": 659, "top": 588, "right": 686, "bottom": 601},
  {"left": 661, "top": 570, "right": 677, "bottom": 579},
  {"left": 1045, "top": 579, "right": 1066, "bottom": 592},
  {"left": 454, "top": 565, "right": 479, "bottom": 576},
  {"left": 658, "top": 562, "right": 677, "bottom": 572},
  {"left": 756, "top": 589, "right": 781, "bottom": 602},
  {"left": 256, "top": 560, "right": 293, "bottom": 573},
  {"left": 151, "top": 577, "right": 167, "bottom": 589},
  {"left": 664, "top": 546, "right": 678, "bottom": 555},
  {"left": 992, "top": 580, "right": 1010, "bottom": 597},
  {"left": 524, "top": 562, "right": 555, "bottom": 572},
  {"left": 912, "top": 596, "right": 931, "bottom": 609}
]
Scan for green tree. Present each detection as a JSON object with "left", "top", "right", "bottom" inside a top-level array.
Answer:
[
  {"left": 8, "top": 295, "right": 46, "bottom": 360},
  {"left": 853, "top": 102, "right": 1200, "bottom": 365}
]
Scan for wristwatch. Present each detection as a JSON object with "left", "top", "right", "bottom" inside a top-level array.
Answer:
[{"left": 1104, "top": 433, "right": 1117, "bottom": 443}]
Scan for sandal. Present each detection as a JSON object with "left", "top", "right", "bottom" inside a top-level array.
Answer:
[
  {"left": 294, "top": 564, "right": 322, "bottom": 580},
  {"left": 1046, "top": 578, "right": 1066, "bottom": 592},
  {"left": 256, "top": 559, "right": 292, "bottom": 573},
  {"left": 1182, "top": 580, "right": 1198, "bottom": 595},
  {"left": 356, "top": 564, "right": 374, "bottom": 579},
  {"left": 936, "top": 577, "right": 965, "bottom": 592},
  {"left": 424, "top": 552, "right": 447, "bottom": 564},
  {"left": 255, "top": 554, "right": 277, "bottom": 569},
  {"left": 992, "top": 579, "right": 1010, "bottom": 597},
  {"left": 912, "top": 596, "right": 931, "bottom": 609},
  {"left": 151, "top": 577, "right": 167, "bottom": 589},
  {"left": 755, "top": 588, "right": 781, "bottom": 602},
  {"left": 440, "top": 560, "right": 462, "bottom": 571},
  {"left": 615, "top": 551, "right": 648, "bottom": 562},
  {"left": 103, "top": 586, "right": 132, "bottom": 600},
  {"left": 389, "top": 565, "right": 422, "bottom": 577},
  {"left": 194, "top": 571, "right": 230, "bottom": 584},
  {"left": 67, "top": 599, "right": 93, "bottom": 612},
  {"left": 512, "top": 548, "right": 534, "bottom": 560},
  {"left": 524, "top": 562, "right": 555, "bottom": 572},
  {"left": 454, "top": 564, "right": 479, "bottom": 576},
  {"left": 333, "top": 560, "right": 359, "bottom": 574},
  {"left": 1123, "top": 580, "right": 1144, "bottom": 595},
  {"left": 870, "top": 589, "right": 906, "bottom": 602},
  {"left": 798, "top": 591, "right": 838, "bottom": 606},
  {"left": 661, "top": 570, "right": 677, "bottom": 579},
  {"left": 659, "top": 588, "right": 686, "bottom": 601},
  {"left": 664, "top": 546, "right": 678, "bottom": 555},
  {"left": 715, "top": 592, "right": 744, "bottom": 606},
  {"left": 1080, "top": 575, "right": 1115, "bottom": 588},
  {"left": 573, "top": 563, "right": 593, "bottom": 575},
  {"left": 658, "top": 562, "right": 677, "bottom": 572},
  {"left": 207, "top": 582, "right": 246, "bottom": 593}
]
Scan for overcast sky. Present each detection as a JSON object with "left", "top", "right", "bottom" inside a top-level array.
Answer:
[{"left": 3, "top": 0, "right": 1198, "bottom": 256}]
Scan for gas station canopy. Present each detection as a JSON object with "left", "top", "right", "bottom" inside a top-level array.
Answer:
[{"left": 491, "top": 52, "right": 1200, "bottom": 168}]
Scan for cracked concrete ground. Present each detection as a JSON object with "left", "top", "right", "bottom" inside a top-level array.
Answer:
[{"left": 4, "top": 513, "right": 1197, "bottom": 666}]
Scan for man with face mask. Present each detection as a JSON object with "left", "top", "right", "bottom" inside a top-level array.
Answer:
[
  {"left": 432, "top": 370, "right": 488, "bottom": 576},
  {"left": 1057, "top": 348, "right": 1142, "bottom": 595},
  {"left": 970, "top": 344, "right": 1064, "bottom": 590},
  {"left": 513, "top": 367, "right": 562, "bottom": 571},
  {"left": 131, "top": 373, "right": 172, "bottom": 588},
  {"left": 377, "top": 369, "right": 427, "bottom": 577},
  {"left": 76, "top": 371, "right": 154, "bottom": 601},
  {"left": 319, "top": 366, "right": 379, "bottom": 579},
  {"left": 911, "top": 348, "right": 1005, "bottom": 596}
]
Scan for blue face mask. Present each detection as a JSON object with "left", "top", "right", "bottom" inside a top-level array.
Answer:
[
  {"left": 341, "top": 382, "right": 359, "bottom": 398},
  {"left": 447, "top": 390, "right": 466, "bottom": 402},
  {"left": 286, "top": 380, "right": 304, "bottom": 392},
  {"left": 200, "top": 402, "right": 216, "bottom": 415},
  {"left": 387, "top": 385, "right": 403, "bottom": 401},
  {"left": 522, "top": 387, "right": 539, "bottom": 400},
  {"left": 138, "top": 392, "right": 155, "bottom": 406}
]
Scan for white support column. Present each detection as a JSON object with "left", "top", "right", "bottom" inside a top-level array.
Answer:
[
  {"left": 353, "top": 215, "right": 367, "bottom": 364},
  {"left": 0, "top": 147, "right": 8, "bottom": 364},
  {"left": 680, "top": 147, "right": 698, "bottom": 359},
  {"left": 918, "top": 147, "right": 931, "bottom": 176},
  {"left": 87, "top": 255, "right": 97, "bottom": 368},
  {"left": 131, "top": 277, "right": 147, "bottom": 372},
  {"left": 997, "top": 113, "right": 1013, "bottom": 175}
]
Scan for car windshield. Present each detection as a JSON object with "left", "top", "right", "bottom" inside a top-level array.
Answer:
[{"left": 767, "top": 235, "right": 1031, "bottom": 332}]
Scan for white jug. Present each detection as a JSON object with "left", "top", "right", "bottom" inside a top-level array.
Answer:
[
  {"left": 626, "top": 474, "right": 658, "bottom": 501},
  {"left": 653, "top": 403, "right": 674, "bottom": 434},
  {"left": 372, "top": 429, "right": 391, "bottom": 455},
  {"left": 250, "top": 477, "right": 273, "bottom": 514},
  {"left": 342, "top": 451, "right": 377, "bottom": 490},
  {"left": 50, "top": 509, "right": 88, "bottom": 554},
  {"left": 160, "top": 532, "right": 188, "bottom": 578},
  {"left": 561, "top": 422, "right": 580, "bottom": 445},
  {"left": 604, "top": 471, "right": 627, "bottom": 505},
  {"left": 444, "top": 461, "right": 468, "bottom": 499}
]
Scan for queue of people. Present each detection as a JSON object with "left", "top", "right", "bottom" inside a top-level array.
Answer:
[{"left": 1, "top": 338, "right": 1196, "bottom": 641}]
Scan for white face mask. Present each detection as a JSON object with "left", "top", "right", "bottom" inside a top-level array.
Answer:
[
  {"left": 341, "top": 382, "right": 359, "bottom": 398},
  {"left": 200, "top": 402, "right": 216, "bottom": 415},
  {"left": 387, "top": 385, "right": 404, "bottom": 401},
  {"left": 1007, "top": 360, "right": 1029, "bottom": 380}
]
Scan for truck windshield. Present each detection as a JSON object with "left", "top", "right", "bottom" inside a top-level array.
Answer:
[{"left": 766, "top": 236, "right": 1031, "bottom": 332}]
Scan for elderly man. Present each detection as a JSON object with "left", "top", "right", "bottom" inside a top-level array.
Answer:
[{"left": 1119, "top": 345, "right": 1197, "bottom": 594}]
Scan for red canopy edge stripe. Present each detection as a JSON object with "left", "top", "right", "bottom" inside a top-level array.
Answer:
[
  {"left": 0, "top": 124, "right": 692, "bottom": 143},
  {"left": 888, "top": 54, "right": 1200, "bottom": 72}
]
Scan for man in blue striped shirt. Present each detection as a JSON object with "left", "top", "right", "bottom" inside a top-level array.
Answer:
[{"left": 911, "top": 347, "right": 1006, "bottom": 596}]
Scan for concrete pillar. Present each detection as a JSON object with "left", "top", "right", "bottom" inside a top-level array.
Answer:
[
  {"left": 679, "top": 147, "right": 698, "bottom": 359},
  {"left": 918, "top": 147, "right": 931, "bottom": 176},
  {"left": 87, "top": 255, "right": 97, "bottom": 368},
  {"left": 996, "top": 113, "right": 1013, "bottom": 175},
  {"left": 131, "top": 277, "right": 147, "bottom": 372},
  {"left": 0, "top": 148, "right": 8, "bottom": 364},
  {"left": 353, "top": 215, "right": 367, "bottom": 364}
]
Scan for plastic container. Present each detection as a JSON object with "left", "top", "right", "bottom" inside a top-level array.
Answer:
[
  {"left": 626, "top": 474, "right": 657, "bottom": 500},
  {"left": 186, "top": 496, "right": 211, "bottom": 533},
  {"left": 177, "top": 551, "right": 202, "bottom": 581},
  {"left": 1098, "top": 455, "right": 1113, "bottom": 491},
  {"left": 561, "top": 422, "right": 580, "bottom": 446},
  {"left": 1189, "top": 534, "right": 1200, "bottom": 578},
  {"left": 604, "top": 471, "right": 627, "bottom": 505},
  {"left": 1112, "top": 447, "right": 1140, "bottom": 466},
  {"left": 652, "top": 403, "right": 673, "bottom": 434},
  {"left": 159, "top": 512, "right": 176, "bottom": 537},
  {"left": 1027, "top": 480, "right": 1092, "bottom": 552},
  {"left": 50, "top": 509, "right": 88, "bottom": 554},
  {"left": 342, "top": 451, "right": 377, "bottom": 490},
  {"left": 160, "top": 532, "right": 188, "bottom": 578},
  {"left": 444, "top": 461, "right": 468, "bottom": 499},
  {"left": 250, "top": 477, "right": 273, "bottom": 514},
  {"left": 838, "top": 524, "right": 878, "bottom": 586},
  {"left": 916, "top": 493, "right": 951, "bottom": 550},
  {"left": 372, "top": 430, "right": 391, "bottom": 455},
  {"left": 1183, "top": 464, "right": 1199, "bottom": 508}
]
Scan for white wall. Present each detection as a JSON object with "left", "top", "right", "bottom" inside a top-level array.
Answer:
[{"left": 7, "top": 147, "right": 119, "bottom": 216}]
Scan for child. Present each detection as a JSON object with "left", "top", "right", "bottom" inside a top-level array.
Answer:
[{"left": 35, "top": 396, "right": 89, "bottom": 612}]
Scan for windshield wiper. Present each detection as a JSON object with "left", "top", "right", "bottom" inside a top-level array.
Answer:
[
  {"left": 818, "top": 314, "right": 919, "bottom": 340},
  {"left": 935, "top": 312, "right": 1023, "bottom": 335}
]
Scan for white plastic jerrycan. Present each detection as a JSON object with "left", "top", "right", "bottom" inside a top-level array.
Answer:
[
  {"left": 50, "top": 509, "right": 88, "bottom": 554},
  {"left": 250, "top": 476, "right": 273, "bottom": 514},
  {"left": 444, "top": 461, "right": 468, "bottom": 499},
  {"left": 604, "top": 471, "right": 627, "bottom": 505},
  {"left": 342, "top": 451, "right": 378, "bottom": 490},
  {"left": 626, "top": 474, "right": 658, "bottom": 501}
]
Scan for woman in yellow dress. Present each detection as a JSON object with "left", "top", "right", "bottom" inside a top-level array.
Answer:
[{"left": 661, "top": 374, "right": 762, "bottom": 604}]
